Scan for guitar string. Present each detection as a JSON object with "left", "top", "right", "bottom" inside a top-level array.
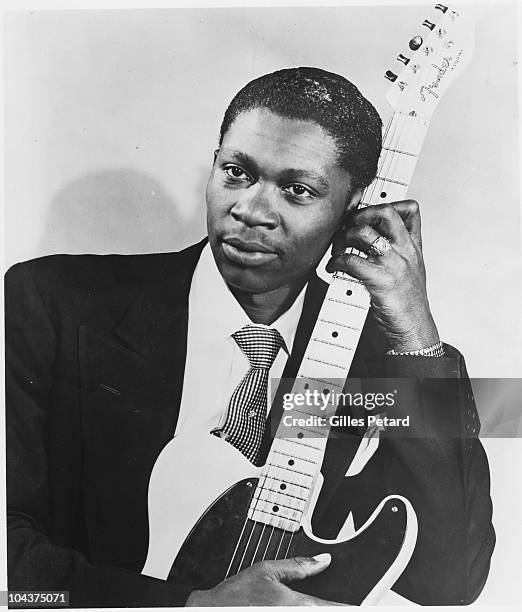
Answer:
[
  {"left": 250, "top": 522, "right": 269, "bottom": 566},
  {"left": 261, "top": 525, "right": 276, "bottom": 561},
  {"left": 232, "top": 460, "right": 277, "bottom": 573},
  {"left": 283, "top": 530, "right": 295, "bottom": 559},
  {"left": 274, "top": 527, "right": 287, "bottom": 560},
  {"left": 224, "top": 512, "right": 253, "bottom": 578},
  {"left": 367, "top": 112, "right": 403, "bottom": 206},
  {"left": 364, "top": 112, "right": 395, "bottom": 205}
]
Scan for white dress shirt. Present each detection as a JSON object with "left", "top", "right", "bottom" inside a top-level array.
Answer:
[{"left": 174, "top": 243, "right": 306, "bottom": 437}]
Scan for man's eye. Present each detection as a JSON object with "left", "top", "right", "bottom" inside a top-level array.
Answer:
[
  {"left": 284, "top": 184, "right": 314, "bottom": 199},
  {"left": 224, "top": 166, "right": 250, "bottom": 180}
]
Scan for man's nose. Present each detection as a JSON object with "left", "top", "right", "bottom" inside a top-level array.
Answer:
[{"left": 230, "top": 183, "right": 278, "bottom": 229}]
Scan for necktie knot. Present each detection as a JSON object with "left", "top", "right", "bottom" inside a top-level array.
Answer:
[{"left": 232, "top": 325, "right": 284, "bottom": 370}]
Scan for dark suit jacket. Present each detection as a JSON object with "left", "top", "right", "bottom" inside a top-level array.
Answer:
[{"left": 5, "top": 239, "right": 495, "bottom": 607}]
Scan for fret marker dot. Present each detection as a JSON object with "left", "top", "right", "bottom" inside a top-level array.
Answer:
[
  {"left": 288, "top": 459, "right": 295, "bottom": 466},
  {"left": 323, "top": 389, "right": 330, "bottom": 395},
  {"left": 280, "top": 483, "right": 286, "bottom": 490},
  {"left": 332, "top": 331, "right": 338, "bottom": 338},
  {"left": 380, "top": 191, "right": 387, "bottom": 198},
  {"left": 273, "top": 506, "right": 279, "bottom": 512},
  {"left": 346, "top": 289, "right": 352, "bottom": 296},
  {"left": 304, "top": 383, "right": 309, "bottom": 390},
  {"left": 297, "top": 432, "right": 304, "bottom": 439}
]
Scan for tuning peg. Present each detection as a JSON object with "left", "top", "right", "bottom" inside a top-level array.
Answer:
[
  {"left": 385, "top": 70, "right": 398, "bottom": 82},
  {"left": 397, "top": 53, "right": 410, "bottom": 65},
  {"left": 422, "top": 19, "right": 436, "bottom": 30},
  {"left": 409, "top": 36, "right": 423, "bottom": 50},
  {"left": 435, "top": 4, "right": 448, "bottom": 12}
]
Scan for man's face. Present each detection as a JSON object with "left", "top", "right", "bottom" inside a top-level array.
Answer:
[{"left": 206, "top": 108, "right": 360, "bottom": 294}]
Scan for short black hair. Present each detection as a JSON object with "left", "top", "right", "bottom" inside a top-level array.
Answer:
[{"left": 219, "top": 67, "right": 382, "bottom": 191}]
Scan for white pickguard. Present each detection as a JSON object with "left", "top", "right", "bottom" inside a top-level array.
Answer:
[
  {"left": 142, "top": 431, "right": 418, "bottom": 604},
  {"left": 142, "top": 432, "right": 261, "bottom": 580}
]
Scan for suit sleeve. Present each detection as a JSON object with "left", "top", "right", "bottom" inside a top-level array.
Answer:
[
  {"left": 5, "top": 262, "right": 195, "bottom": 607},
  {"left": 368, "top": 350, "right": 495, "bottom": 605},
  {"left": 313, "top": 348, "right": 495, "bottom": 605}
]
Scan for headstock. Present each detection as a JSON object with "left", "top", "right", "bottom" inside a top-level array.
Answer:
[{"left": 385, "top": 4, "right": 475, "bottom": 120}]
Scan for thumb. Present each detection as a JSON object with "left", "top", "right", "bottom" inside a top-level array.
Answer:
[{"left": 265, "top": 553, "right": 332, "bottom": 584}]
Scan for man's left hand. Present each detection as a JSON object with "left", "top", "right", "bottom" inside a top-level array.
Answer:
[{"left": 326, "top": 200, "right": 440, "bottom": 352}]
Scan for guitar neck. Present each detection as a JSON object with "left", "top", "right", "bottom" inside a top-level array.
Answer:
[
  {"left": 363, "top": 112, "right": 429, "bottom": 206},
  {"left": 248, "top": 112, "right": 431, "bottom": 532}
]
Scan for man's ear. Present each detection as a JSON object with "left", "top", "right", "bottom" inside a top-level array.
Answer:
[
  {"left": 213, "top": 148, "right": 219, "bottom": 164},
  {"left": 342, "top": 188, "right": 363, "bottom": 224},
  {"left": 346, "top": 188, "right": 363, "bottom": 211}
]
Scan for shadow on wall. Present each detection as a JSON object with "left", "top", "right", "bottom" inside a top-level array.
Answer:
[{"left": 38, "top": 168, "right": 206, "bottom": 256}]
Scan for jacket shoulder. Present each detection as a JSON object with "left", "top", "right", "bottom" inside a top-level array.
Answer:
[
  {"left": 5, "top": 240, "right": 206, "bottom": 296},
  {"left": 4, "top": 240, "right": 207, "bottom": 330}
]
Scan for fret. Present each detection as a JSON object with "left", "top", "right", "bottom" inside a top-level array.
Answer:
[
  {"left": 318, "top": 318, "right": 361, "bottom": 331},
  {"left": 329, "top": 276, "right": 368, "bottom": 300},
  {"left": 260, "top": 467, "right": 314, "bottom": 489},
  {"left": 305, "top": 356, "right": 346, "bottom": 371},
  {"left": 382, "top": 146, "right": 417, "bottom": 157},
  {"left": 296, "top": 375, "right": 344, "bottom": 389},
  {"left": 320, "top": 301, "right": 367, "bottom": 332},
  {"left": 249, "top": 504, "right": 302, "bottom": 524},
  {"left": 299, "top": 362, "right": 347, "bottom": 383},
  {"left": 254, "top": 489, "right": 307, "bottom": 513},
  {"left": 272, "top": 447, "right": 322, "bottom": 465},
  {"left": 374, "top": 176, "right": 408, "bottom": 187},
  {"left": 260, "top": 475, "right": 310, "bottom": 498},
  {"left": 332, "top": 273, "right": 364, "bottom": 284},
  {"left": 376, "top": 152, "right": 418, "bottom": 186},
  {"left": 327, "top": 297, "right": 367, "bottom": 309},
  {"left": 283, "top": 423, "right": 330, "bottom": 438},
  {"left": 392, "top": 126, "right": 427, "bottom": 155},
  {"left": 274, "top": 436, "right": 325, "bottom": 452},
  {"left": 311, "top": 336, "right": 354, "bottom": 351},
  {"left": 257, "top": 482, "right": 309, "bottom": 503},
  {"left": 248, "top": 507, "right": 301, "bottom": 532},
  {"left": 381, "top": 113, "right": 428, "bottom": 155},
  {"left": 264, "top": 460, "right": 316, "bottom": 478},
  {"left": 314, "top": 320, "right": 361, "bottom": 346}
]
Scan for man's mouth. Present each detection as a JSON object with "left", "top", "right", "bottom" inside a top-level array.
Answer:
[{"left": 221, "top": 236, "right": 278, "bottom": 267}]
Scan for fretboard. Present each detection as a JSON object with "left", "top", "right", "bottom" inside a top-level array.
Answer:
[{"left": 248, "top": 112, "right": 430, "bottom": 531}]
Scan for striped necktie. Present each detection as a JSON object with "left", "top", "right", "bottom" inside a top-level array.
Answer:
[{"left": 212, "top": 325, "right": 284, "bottom": 464}]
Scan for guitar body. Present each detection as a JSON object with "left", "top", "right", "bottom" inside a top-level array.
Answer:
[{"left": 142, "top": 432, "right": 417, "bottom": 605}]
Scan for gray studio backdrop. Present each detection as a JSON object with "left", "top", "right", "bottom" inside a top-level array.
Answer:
[
  {"left": 4, "top": 4, "right": 520, "bottom": 380},
  {"left": 3, "top": 3, "right": 521, "bottom": 606}
]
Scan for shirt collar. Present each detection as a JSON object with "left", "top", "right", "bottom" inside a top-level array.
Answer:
[{"left": 189, "top": 243, "right": 306, "bottom": 355}]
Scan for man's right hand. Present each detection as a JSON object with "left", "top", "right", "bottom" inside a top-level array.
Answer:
[{"left": 185, "top": 553, "right": 345, "bottom": 606}]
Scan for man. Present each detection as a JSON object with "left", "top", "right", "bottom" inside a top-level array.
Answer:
[{"left": 5, "top": 67, "right": 494, "bottom": 606}]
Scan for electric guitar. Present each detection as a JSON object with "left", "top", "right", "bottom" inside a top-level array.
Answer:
[{"left": 141, "top": 5, "right": 475, "bottom": 605}]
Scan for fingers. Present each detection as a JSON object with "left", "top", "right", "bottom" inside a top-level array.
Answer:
[
  {"left": 339, "top": 225, "right": 398, "bottom": 260},
  {"left": 262, "top": 553, "right": 331, "bottom": 584},
  {"left": 326, "top": 251, "right": 387, "bottom": 283},
  {"left": 349, "top": 200, "right": 422, "bottom": 252},
  {"left": 332, "top": 223, "right": 382, "bottom": 257}
]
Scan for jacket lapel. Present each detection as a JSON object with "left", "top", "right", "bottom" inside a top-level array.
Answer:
[{"left": 78, "top": 240, "right": 207, "bottom": 565}]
